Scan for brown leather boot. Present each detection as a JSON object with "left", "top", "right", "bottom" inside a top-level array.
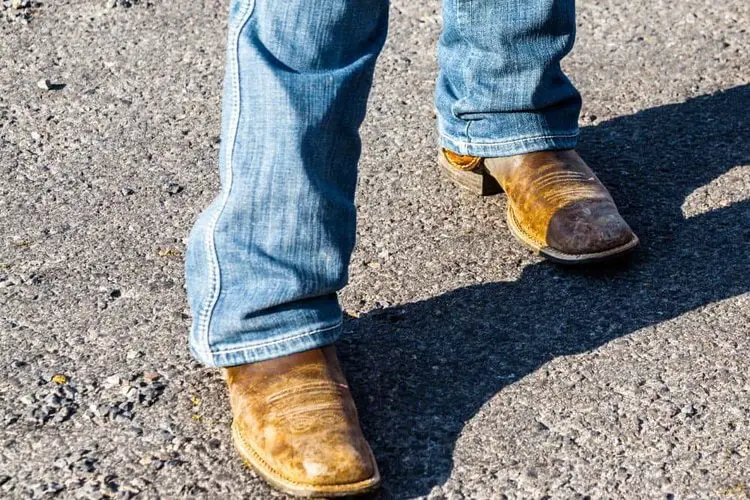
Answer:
[
  {"left": 224, "top": 346, "right": 380, "bottom": 497},
  {"left": 439, "top": 148, "right": 639, "bottom": 264}
]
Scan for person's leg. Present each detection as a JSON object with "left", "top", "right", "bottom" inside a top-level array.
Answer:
[
  {"left": 185, "top": 1, "right": 387, "bottom": 495},
  {"left": 437, "top": 0, "right": 580, "bottom": 157},
  {"left": 436, "top": 0, "right": 638, "bottom": 264},
  {"left": 186, "top": 0, "right": 388, "bottom": 367}
]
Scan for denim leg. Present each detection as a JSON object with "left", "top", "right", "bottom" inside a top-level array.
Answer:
[
  {"left": 185, "top": 0, "right": 389, "bottom": 367},
  {"left": 437, "top": 0, "right": 583, "bottom": 157}
]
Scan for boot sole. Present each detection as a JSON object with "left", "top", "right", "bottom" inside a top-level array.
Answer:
[
  {"left": 438, "top": 152, "right": 640, "bottom": 264},
  {"left": 231, "top": 422, "right": 382, "bottom": 498}
]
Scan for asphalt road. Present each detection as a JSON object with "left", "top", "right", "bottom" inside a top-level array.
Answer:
[{"left": 1, "top": 0, "right": 749, "bottom": 498}]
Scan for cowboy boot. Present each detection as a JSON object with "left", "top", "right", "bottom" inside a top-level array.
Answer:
[
  {"left": 224, "top": 346, "right": 380, "bottom": 497},
  {"left": 439, "top": 148, "right": 639, "bottom": 264}
]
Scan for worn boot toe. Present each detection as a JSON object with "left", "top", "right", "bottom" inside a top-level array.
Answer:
[{"left": 546, "top": 200, "right": 636, "bottom": 255}]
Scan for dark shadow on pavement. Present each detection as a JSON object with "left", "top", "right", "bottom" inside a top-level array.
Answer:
[{"left": 339, "top": 85, "right": 750, "bottom": 497}]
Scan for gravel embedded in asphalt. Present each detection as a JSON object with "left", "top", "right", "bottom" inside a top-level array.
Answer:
[{"left": 1, "top": 0, "right": 749, "bottom": 498}]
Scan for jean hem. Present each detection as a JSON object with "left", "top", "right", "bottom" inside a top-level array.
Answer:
[
  {"left": 438, "top": 129, "right": 579, "bottom": 157},
  {"left": 190, "top": 320, "right": 343, "bottom": 368}
]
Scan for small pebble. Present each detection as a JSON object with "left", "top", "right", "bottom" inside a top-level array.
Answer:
[
  {"left": 19, "top": 394, "right": 36, "bottom": 405},
  {"left": 3, "top": 414, "right": 19, "bottom": 426},
  {"left": 36, "top": 78, "right": 51, "bottom": 90},
  {"left": 126, "top": 350, "right": 143, "bottom": 360},
  {"left": 104, "top": 374, "right": 122, "bottom": 388},
  {"left": 163, "top": 182, "right": 183, "bottom": 195},
  {"left": 43, "top": 393, "right": 61, "bottom": 406}
]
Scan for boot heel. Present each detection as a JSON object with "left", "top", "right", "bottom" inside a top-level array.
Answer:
[{"left": 437, "top": 151, "right": 502, "bottom": 196}]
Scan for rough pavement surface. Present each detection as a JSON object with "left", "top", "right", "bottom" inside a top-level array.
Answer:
[{"left": 1, "top": 0, "right": 749, "bottom": 498}]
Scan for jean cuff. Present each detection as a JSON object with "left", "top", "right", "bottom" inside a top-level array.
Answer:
[
  {"left": 191, "top": 320, "right": 343, "bottom": 367},
  {"left": 438, "top": 129, "right": 579, "bottom": 158}
]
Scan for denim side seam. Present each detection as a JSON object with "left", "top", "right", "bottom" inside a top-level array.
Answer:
[
  {"left": 454, "top": 0, "right": 478, "bottom": 146},
  {"left": 196, "top": 1, "right": 256, "bottom": 364}
]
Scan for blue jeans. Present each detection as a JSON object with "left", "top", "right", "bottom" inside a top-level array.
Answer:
[{"left": 185, "top": 0, "right": 581, "bottom": 367}]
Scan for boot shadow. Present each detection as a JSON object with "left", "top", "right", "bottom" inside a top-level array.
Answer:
[{"left": 339, "top": 85, "right": 750, "bottom": 497}]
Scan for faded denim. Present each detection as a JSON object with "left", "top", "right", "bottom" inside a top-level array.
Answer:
[{"left": 186, "top": 0, "right": 581, "bottom": 367}]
